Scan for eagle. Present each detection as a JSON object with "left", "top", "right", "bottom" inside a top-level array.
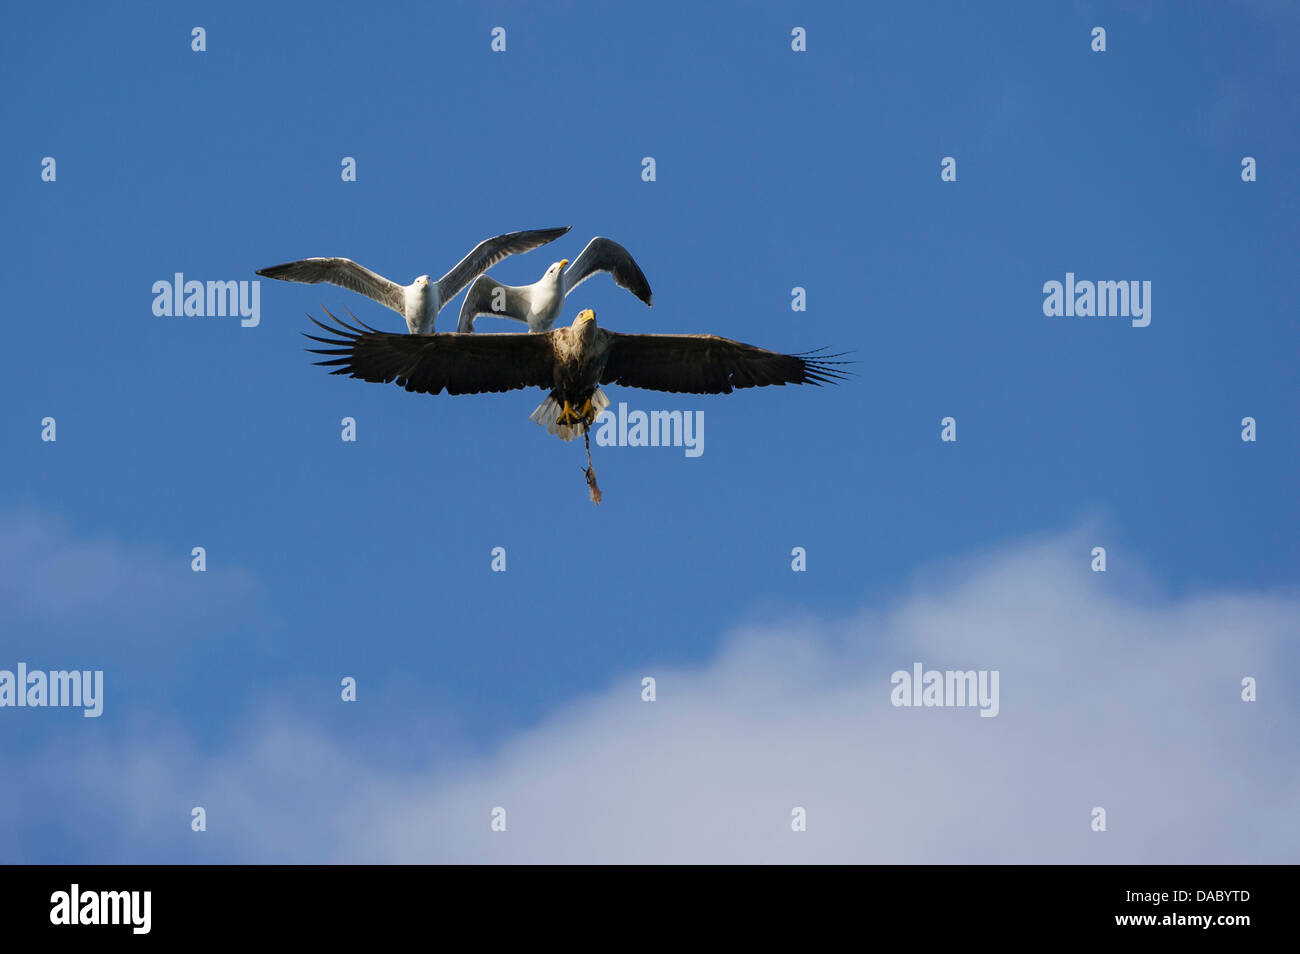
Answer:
[
  {"left": 305, "top": 306, "right": 848, "bottom": 502},
  {"left": 256, "top": 226, "right": 571, "bottom": 334},
  {"left": 457, "top": 236, "right": 652, "bottom": 333}
]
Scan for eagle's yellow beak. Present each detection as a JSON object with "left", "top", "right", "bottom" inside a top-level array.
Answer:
[{"left": 579, "top": 309, "right": 594, "bottom": 322}]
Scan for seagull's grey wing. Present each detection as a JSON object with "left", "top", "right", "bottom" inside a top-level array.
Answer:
[
  {"left": 436, "top": 226, "right": 571, "bottom": 304},
  {"left": 562, "top": 237, "right": 654, "bottom": 305},
  {"left": 256, "top": 258, "right": 406, "bottom": 315},
  {"left": 456, "top": 275, "right": 533, "bottom": 333}
]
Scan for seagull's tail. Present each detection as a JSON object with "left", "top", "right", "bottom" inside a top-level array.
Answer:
[{"left": 530, "top": 388, "right": 609, "bottom": 442}]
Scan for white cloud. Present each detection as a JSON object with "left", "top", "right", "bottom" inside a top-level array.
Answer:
[
  {"left": 6, "top": 529, "right": 1296, "bottom": 863},
  {"left": 0, "top": 510, "right": 260, "bottom": 638}
]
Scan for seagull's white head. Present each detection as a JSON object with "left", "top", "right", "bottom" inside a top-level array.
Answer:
[
  {"left": 546, "top": 259, "right": 569, "bottom": 279},
  {"left": 414, "top": 275, "right": 430, "bottom": 287}
]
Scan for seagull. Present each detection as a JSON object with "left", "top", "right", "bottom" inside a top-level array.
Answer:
[
  {"left": 457, "top": 236, "right": 653, "bottom": 334},
  {"left": 256, "top": 226, "right": 571, "bottom": 334}
]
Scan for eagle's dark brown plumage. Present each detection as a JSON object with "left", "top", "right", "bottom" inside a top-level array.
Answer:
[
  {"left": 305, "top": 306, "right": 848, "bottom": 406},
  {"left": 305, "top": 305, "right": 849, "bottom": 503}
]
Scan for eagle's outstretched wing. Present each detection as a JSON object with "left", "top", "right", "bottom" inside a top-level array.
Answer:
[
  {"left": 600, "top": 333, "right": 850, "bottom": 394},
  {"left": 305, "top": 307, "right": 557, "bottom": 396},
  {"left": 563, "top": 237, "right": 653, "bottom": 305}
]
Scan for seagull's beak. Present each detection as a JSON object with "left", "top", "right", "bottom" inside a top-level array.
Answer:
[{"left": 559, "top": 259, "right": 569, "bottom": 269}]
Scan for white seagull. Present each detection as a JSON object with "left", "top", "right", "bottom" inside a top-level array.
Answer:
[
  {"left": 256, "top": 226, "right": 571, "bottom": 334},
  {"left": 457, "top": 236, "right": 652, "bottom": 333}
]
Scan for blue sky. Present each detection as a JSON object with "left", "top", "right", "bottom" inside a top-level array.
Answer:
[{"left": 1, "top": 2, "right": 1296, "bottom": 862}]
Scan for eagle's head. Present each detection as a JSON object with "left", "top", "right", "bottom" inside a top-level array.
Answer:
[{"left": 573, "top": 308, "right": 598, "bottom": 341}]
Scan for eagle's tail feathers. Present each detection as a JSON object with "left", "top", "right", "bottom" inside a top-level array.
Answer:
[
  {"left": 530, "top": 393, "right": 579, "bottom": 442},
  {"left": 529, "top": 389, "right": 609, "bottom": 443}
]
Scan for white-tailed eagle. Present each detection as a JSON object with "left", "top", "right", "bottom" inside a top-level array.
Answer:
[{"left": 305, "top": 306, "right": 848, "bottom": 502}]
